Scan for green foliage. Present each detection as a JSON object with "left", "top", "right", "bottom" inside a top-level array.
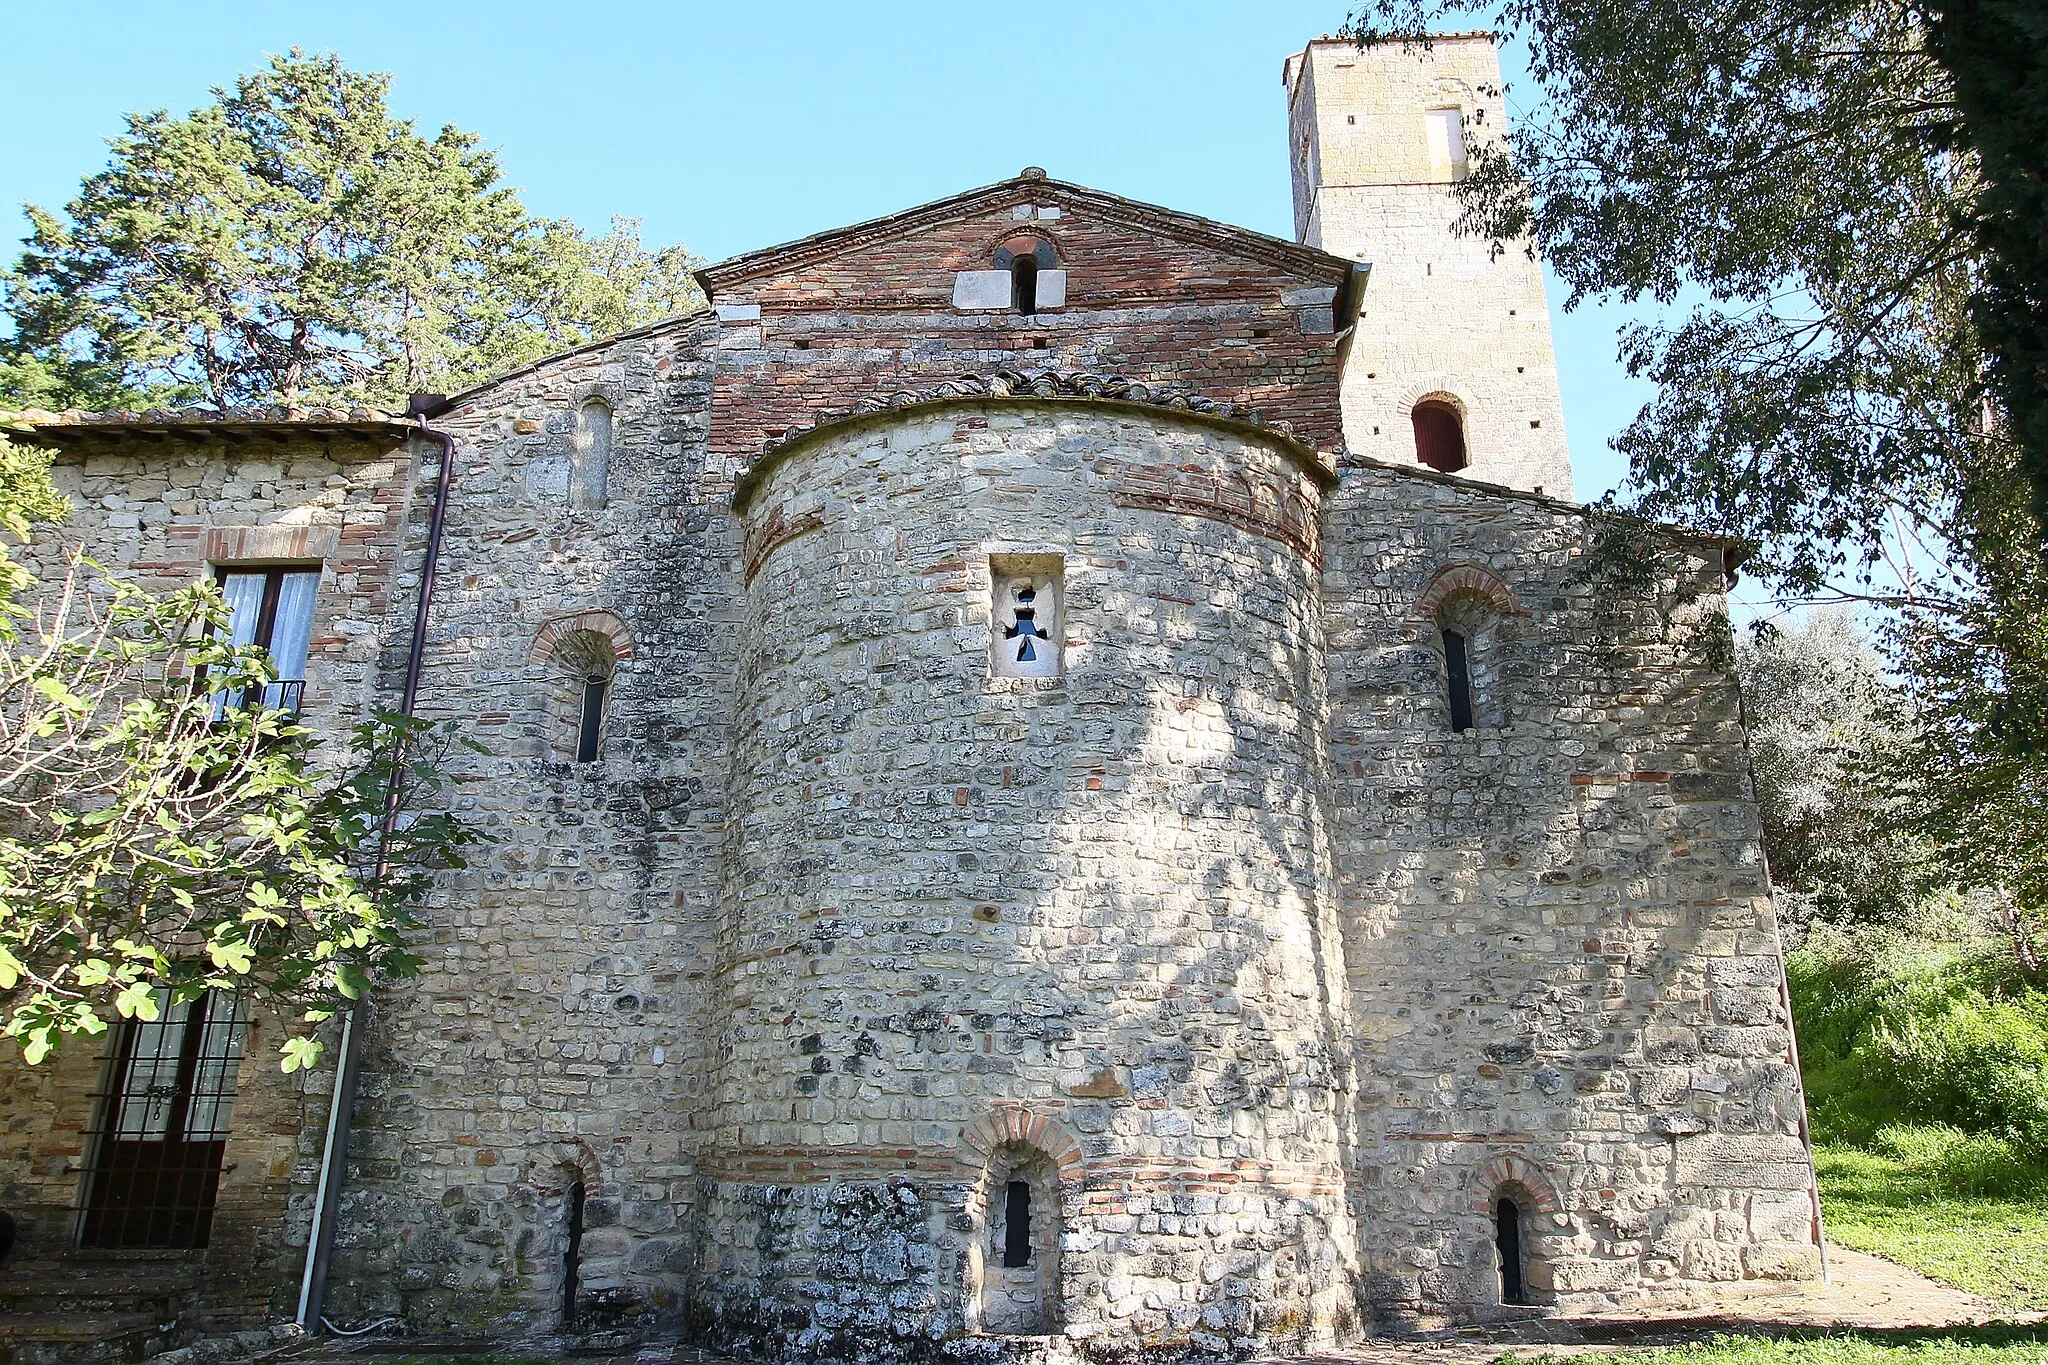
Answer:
[
  {"left": 1, "top": 51, "right": 704, "bottom": 410},
  {"left": 1927, "top": 2, "right": 2048, "bottom": 530},
  {"left": 1509, "top": 1325, "right": 2048, "bottom": 1365},
  {"left": 1737, "top": 612, "right": 1948, "bottom": 926},
  {"left": 1789, "top": 934, "right": 2048, "bottom": 1164},
  {"left": 1344, "top": 0, "right": 1985, "bottom": 601},
  {"left": 0, "top": 433, "right": 482, "bottom": 1067},
  {"left": 1340, "top": 0, "right": 2048, "bottom": 969}
]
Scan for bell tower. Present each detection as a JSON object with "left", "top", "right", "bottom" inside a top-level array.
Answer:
[{"left": 1284, "top": 35, "right": 1574, "bottom": 497}]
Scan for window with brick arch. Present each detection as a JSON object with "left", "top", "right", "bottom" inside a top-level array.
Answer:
[
  {"left": 538, "top": 627, "right": 618, "bottom": 763},
  {"left": 1412, "top": 399, "right": 1468, "bottom": 473},
  {"left": 1436, "top": 590, "right": 1508, "bottom": 731}
]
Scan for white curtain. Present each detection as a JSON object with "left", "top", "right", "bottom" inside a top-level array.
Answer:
[
  {"left": 263, "top": 571, "right": 320, "bottom": 708},
  {"left": 211, "top": 573, "right": 268, "bottom": 716},
  {"left": 212, "top": 569, "right": 320, "bottom": 711}
]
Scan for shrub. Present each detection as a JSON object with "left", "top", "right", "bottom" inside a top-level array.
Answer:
[{"left": 1869, "top": 992, "right": 2048, "bottom": 1155}]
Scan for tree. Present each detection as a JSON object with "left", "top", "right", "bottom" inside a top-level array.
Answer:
[
  {"left": 0, "top": 430, "right": 479, "bottom": 1067},
  {"left": 2, "top": 51, "right": 704, "bottom": 411},
  {"left": 1736, "top": 611, "right": 1946, "bottom": 927},
  {"left": 1344, "top": 0, "right": 2004, "bottom": 603}
]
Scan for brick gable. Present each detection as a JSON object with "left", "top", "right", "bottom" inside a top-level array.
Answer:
[{"left": 699, "top": 173, "right": 1361, "bottom": 462}]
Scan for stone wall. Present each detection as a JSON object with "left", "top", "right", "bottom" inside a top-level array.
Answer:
[
  {"left": 316, "top": 314, "right": 741, "bottom": 1333},
  {"left": 1284, "top": 37, "right": 1576, "bottom": 497},
  {"left": 1321, "top": 459, "right": 1820, "bottom": 1322}
]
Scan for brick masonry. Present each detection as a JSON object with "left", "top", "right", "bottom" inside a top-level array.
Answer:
[{"left": 0, "top": 32, "right": 1817, "bottom": 1360}]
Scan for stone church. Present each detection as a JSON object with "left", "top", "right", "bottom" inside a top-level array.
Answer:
[{"left": 0, "top": 34, "right": 1821, "bottom": 1362}]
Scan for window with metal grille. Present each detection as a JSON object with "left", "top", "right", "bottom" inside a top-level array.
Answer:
[
  {"left": 213, "top": 566, "right": 319, "bottom": 714},
  {"left": 79, "top": 989, "right": 247, "bottom": 1249}
]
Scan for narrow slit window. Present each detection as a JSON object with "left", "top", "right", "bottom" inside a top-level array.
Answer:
[
  {"left": 1444, "top": 629, "right": 1474, "bottom": 732},
  {"left": 571, "top": 400, "right": 612, "bottom": 510},
  {"left": 1496, "top": 1197, "right": 1527, "bottom": 1304},
  {"left": 576, "top": 675, "right": 608, "bottom": 763},
  {"left": 1002, "top": 1180, "right": 1032, "bottom": 1268},
  {"left": 563, "top": 1178, "right": 586, "bottom": 1326}
]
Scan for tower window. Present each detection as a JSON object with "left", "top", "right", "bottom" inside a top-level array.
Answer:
[
  {"left": 1413, "top": 400, "right": 1468, "bottom": 473},
  {"left": 1496, "top": 1197, "right": 1528, "bottom": 1304},
  {"left": 1002, "top": 1180, "right": 1032, "bottom": 1267},
  {"left": 1427, "top": 107, "right": 1470, "bottom": 179},
  {"left": 1444, "top": 629, "right": 1474, "bottom": 732}
]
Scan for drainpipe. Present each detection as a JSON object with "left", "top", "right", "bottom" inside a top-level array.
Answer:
[{"left": 297, "top": 398, "right": 457, "bottom": 1331}]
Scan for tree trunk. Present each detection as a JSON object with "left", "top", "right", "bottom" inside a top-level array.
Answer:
[{"left": 1926, "top": 0, "right": 2048, "bottom": 535}]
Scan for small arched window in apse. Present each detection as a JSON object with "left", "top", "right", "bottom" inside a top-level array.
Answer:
[
  {"left": 1413, "top": 399, "right": 1468, "bottom": 473},
  {"left": 1443, "top": 627, "right": 1475, "bottom": 732},
  {"left": 1495, "top": 1194, "right": 1529, "bottom": 1305},
  {"left": 994, "top": 239, "right": 1058, "bottom": 317},
  {"left": 979, "top": 1145, "right": 1061, "bottom": 1333},
  {"left": 544, "top": 627, "right": 618, "bottom": 763},
  {"left": 571, "top": 399, "right": 613, "bottom": 510}
]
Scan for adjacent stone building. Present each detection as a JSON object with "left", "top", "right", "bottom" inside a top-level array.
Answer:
[{"left": 0, "top": 33, "right": 1820, "bottom": 1363}]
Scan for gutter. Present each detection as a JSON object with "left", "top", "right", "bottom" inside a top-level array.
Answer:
[{"left": 297, "top": 395, "right": 457, "bottom": 1332}]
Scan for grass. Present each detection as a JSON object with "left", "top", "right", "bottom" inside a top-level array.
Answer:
[
  {"left": 1816, "top": 1142, "right": 2048, "bottom": 1314},
  {"left": 1504, "top": 1328, "right": 2048, "bottom": 1365}
]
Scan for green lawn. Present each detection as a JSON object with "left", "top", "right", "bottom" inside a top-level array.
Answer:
[
  {"left": 1817, "top": 1143, "right": 2048, "bottom": 1313},
  {"left": 1506, "top": 1330, "right": 2048, "bottom": 1365}
]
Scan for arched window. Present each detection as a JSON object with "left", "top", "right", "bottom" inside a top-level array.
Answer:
[
  {"left": 539, "top": 626, "right": 618, "bottom": 763},
  {"left": 1436, "top": 590, "right": 1507, "bottom": 731},
  {"left": 1413, "top": 399, "right": 1468, "bottom": 473},
  {"left": 1495, "top": 1196, "right": 1528, "bottom": 1305},
  {"left": 994, "top": 239, "right": 1057, "bottom": 317},
  {"left": 571, "top": 400, "right": 612, "bottom": 510},
  {"left": 977, "top": 1145, "right": 1061, "bottom": 1333}
]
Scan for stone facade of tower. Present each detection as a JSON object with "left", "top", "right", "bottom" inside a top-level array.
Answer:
[
  {"left": 0, "top": 37, "right": 1818, "bottom": 1364},
  {"left": 1285, "top": 36, "right": 1576, "bottom": 497}
]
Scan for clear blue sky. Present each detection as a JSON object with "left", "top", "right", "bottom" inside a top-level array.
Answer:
[{"left": 0, "top": 0, "right": 1653, "bottom": 498}]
